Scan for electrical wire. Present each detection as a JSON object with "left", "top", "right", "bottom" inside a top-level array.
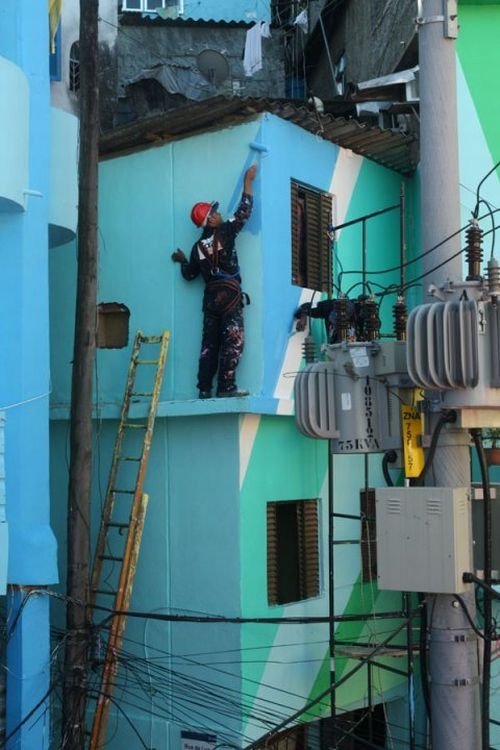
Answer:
[
  {"left": 472, "top": 428, "right": 493, "bottom": 750},
  {"left": 414, "top": 411, "right": 457, "bottom": 486},
  {"left": 474, "top": 161, "right": 500, "bottom": 219},
  {"left": 340, "top": 207, "right": 500, "bottom": 279},
  {"left": 243, "top": 604, "right": 425, "bottom": 750}
]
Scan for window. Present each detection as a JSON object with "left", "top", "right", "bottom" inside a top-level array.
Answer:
[
  {"left": 291, "top": 180, "right": 333, "bottom": 293},
  {"left": 97, "top": 303, "right": 130, "bottom": 349},
  {"left": 121, "top": 0, "right": 167, "bottom": 11},
  {"left": 267, "top": 499, "right": 320, "bottom": 605},
  {"left": 69, "top": 41, "right": 80, "bottom": 93},
  {"left": 50, "top": 24, "right": 62, "bottom": 81},
  {"left": 360, "top": 489, "right": 377, "bottom": 582}
]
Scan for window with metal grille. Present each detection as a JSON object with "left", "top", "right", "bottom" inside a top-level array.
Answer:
[
  {"left": 69, "top": 41, "right": 80, "bottom": 93},
  {"left": 267, "top": 499, "right": 320, "bottom": 606},
  {"left": 360, "top": 489, "right": 377, "bottom": 582},
  {"left": 291, "top": 180, "right": 333, "bottom": 293}
]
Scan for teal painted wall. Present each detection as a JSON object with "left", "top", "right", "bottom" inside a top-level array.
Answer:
[
  {"left": 49, "top": 111, "right": 420, "bottom": 747},
  {"left": 50, "top": 114, "right": 410, "bottom": 414},
  {"left": 51, "top": 413, "right": 244, "bottom": 747}
]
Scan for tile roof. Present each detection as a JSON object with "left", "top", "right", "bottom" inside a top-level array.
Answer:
[{"left": 100, "top": 96, "right": 419, "bottom": 175}]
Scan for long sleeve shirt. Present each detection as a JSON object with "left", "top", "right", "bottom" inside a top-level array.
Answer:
[{"left": 180, "top": 192, "right": 253, "bottom": 285}]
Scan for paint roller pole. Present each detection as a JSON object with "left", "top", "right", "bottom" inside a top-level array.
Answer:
[{"left": 418, "top": 2, "right": 481, "bottom": 748}]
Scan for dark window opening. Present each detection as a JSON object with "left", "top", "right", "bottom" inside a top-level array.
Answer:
[
  {"left": 317, "top": 706, "right": 387, "bottom": 748},
  {"left": 291, "top": 180, "right": 333, "bottom": 293},
  {"left": 267, "top": 499, "right": 320, "bottom": 606},
  {"left": 69, "top": 41, "right": 80, "bottom": 93},
  {"left": 97, "top": 303, "right": 130, "bottom": 349},
  {"left": 50, "top": 24, "right": 62, "bottom": 81},
  {"left": 360, "top": 488, "right": 377, "bottom": 582}
]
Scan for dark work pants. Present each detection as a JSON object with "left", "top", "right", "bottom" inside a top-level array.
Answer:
[{"left": 197, "top": 306, "right": 244, "bottom": 393}]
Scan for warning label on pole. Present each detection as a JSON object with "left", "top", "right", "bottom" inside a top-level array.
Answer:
[{"left": 401, "top": 404, "right": 425, "bottom": 478}]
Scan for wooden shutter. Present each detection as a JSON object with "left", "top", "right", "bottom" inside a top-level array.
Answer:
[
  {"left": 267, "top": 499, "right": 320, "bottom": 605},
  {"left": 300, "top": 500, "right": 320, "bottom": 599},
  {"left": 360, "top": 489, "right": 377, "bottom": 581},
  {"left": 291, "top": 181, "right": 301, "bottom": 286},
  {"left": 267, "top": 502, "right": 279, "bottom": 605},
  {"left": 291, "top": 180, "right": 332, "bottom": 294}
]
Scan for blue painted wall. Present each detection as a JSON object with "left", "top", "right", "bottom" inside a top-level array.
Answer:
[
  {"left": 0, "top": 1, "right": 79, "bottom": 747},
  {"left": 183, "top": 0, "right": 270, "bottom": 23},
  {"left": 0, "top": 1, "right": 57, "bottom": 588},
  {"left": 49, "top": 110, "right": 418, "bottom": 747},
  {"left": 50, "top": 114, "right": 407, "bottom": 414}
]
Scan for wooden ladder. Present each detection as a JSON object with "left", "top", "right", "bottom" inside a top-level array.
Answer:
[{"left": 87, "top": 330, "right": 170, "bottom": 749}]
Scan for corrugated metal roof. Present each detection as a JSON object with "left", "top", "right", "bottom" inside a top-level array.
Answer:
[{"left": 100, "top": 96, "right": 419, "bottom": 175}]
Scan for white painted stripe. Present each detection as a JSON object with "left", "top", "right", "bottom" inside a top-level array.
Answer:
[
  {"left": 329, "top": 148, "right": 364, "bottom": 237},
  {"left": 239, "top": 414, "right": 261, "bottom": 489}
]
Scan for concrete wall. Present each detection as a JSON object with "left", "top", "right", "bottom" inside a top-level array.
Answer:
[{"left": 113, "top": 23, "right": 285, "bottom": 126}]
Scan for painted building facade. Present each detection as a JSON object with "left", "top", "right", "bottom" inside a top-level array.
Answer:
[
  {"left": 457, "top": 4, "right": 500, "bottom": 749},
  {"left": 0, "top": 1, "right": 77, "bottom": 748},
  {"left": 49, "top": 106, "right": 420, "bottom": 748}
]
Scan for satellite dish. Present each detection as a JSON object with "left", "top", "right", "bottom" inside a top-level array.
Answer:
[{"left": 196, "top": 49, "right": 230, "bottom": 87}]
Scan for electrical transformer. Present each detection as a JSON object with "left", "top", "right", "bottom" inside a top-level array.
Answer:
[
  {"left": 294, "top": 340, "right": 414, "bottom": 453},
  {"left": 407, "top": 287, "right": 500, "bottom": 423}
]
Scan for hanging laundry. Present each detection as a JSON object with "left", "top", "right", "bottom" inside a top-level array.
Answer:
[
  {"left": 243, "top": 21, "right": 272, "bottom": 77},
  {"left": 294, "top": 9, "right": 309, "bottom": 34}
]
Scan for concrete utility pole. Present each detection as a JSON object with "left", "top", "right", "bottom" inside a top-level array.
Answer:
[
  {"left": 62, "top": 1, "right": 99, "bottom": 748},
  {"left": 418, "top": 1, "right": 482, "bottom": 748}
]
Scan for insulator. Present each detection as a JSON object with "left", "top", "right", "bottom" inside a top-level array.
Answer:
[
  {"left": 333, "top": 297, "right": 349, "bottom": 341},
  {"left": 363, "top": 297, "right": 380, "bottom": 341},
  {"left": 302, "top": 335, "right": 316, "bottom": 363},
  {"left": 465, "top": 223, "right": 483, "bottom": 281},
  {"left": 487, "top": 257, "right": 500, "bottom": 297},
  {"left": 393, "top": 297, "right": 407, "bottom": 341}
]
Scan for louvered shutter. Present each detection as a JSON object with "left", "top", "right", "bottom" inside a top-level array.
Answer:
[
  {"left": 267, "top": 503, "right": 279, "bottom": 605},
  {"left": 360, "top": 489, "right": 377, "bottom": 581},
  {"left": 291, "top": 181, "right": 301, "bottom": 286},
  {"left": 291, "top": 180, "right": 333, "bottom": 294},
  {"left": 302, "top": 500, "right": 320, "bottom": 599},
  {"left": 319, "top": 192, "right": 333, "bottom": 295}
]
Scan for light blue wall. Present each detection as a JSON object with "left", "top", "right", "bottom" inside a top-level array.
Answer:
[
  {"left": 258, "top": 114, "right": 340, "bottom": 396},
  {"left": 183, "top": 0, "right": 270, "bottom": 23},
  {"left": 50, "top": 114, "right": 409, "bottom": 414},
  {"left": 50, "top": 118, "right": 264, "bottom": 407},
  {"left": 0, "top": 57, "right": 28, "bottom": 211},
  {"left": 50, "top": 412, "right": 243, "bottom": 746},
  {"left": 0, "top": 0, "right": 57, "bottom": 586},
  {"left": 49, "top": 107, "right": 78, "bottom": 247},
  {"left": 0, "top": 2, "right": 60, "bottom": 748}
]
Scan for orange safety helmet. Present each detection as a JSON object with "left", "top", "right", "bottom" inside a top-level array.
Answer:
[{"left": 190, "top": 201, "right": 219, "bottom": 228}]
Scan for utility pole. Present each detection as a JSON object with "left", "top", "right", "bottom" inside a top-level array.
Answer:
[
  {"left": 62, "top": 1, "right": 99, "bottom": 748},
  {"left": 418, "top": 1, "right": 482, "bottom": 748}
]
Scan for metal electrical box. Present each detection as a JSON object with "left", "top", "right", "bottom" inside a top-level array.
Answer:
[{"left": 376, "top": 487, "right": 472, "bottom": 594}]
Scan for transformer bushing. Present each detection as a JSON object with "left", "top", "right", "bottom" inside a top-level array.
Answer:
[{"left": 465, "top": 223, "right": 483, "bottom": 281}]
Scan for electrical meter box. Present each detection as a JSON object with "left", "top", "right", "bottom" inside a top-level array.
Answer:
[{"left": 375, "top": 487, "right": 472, "bottom": 593}]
